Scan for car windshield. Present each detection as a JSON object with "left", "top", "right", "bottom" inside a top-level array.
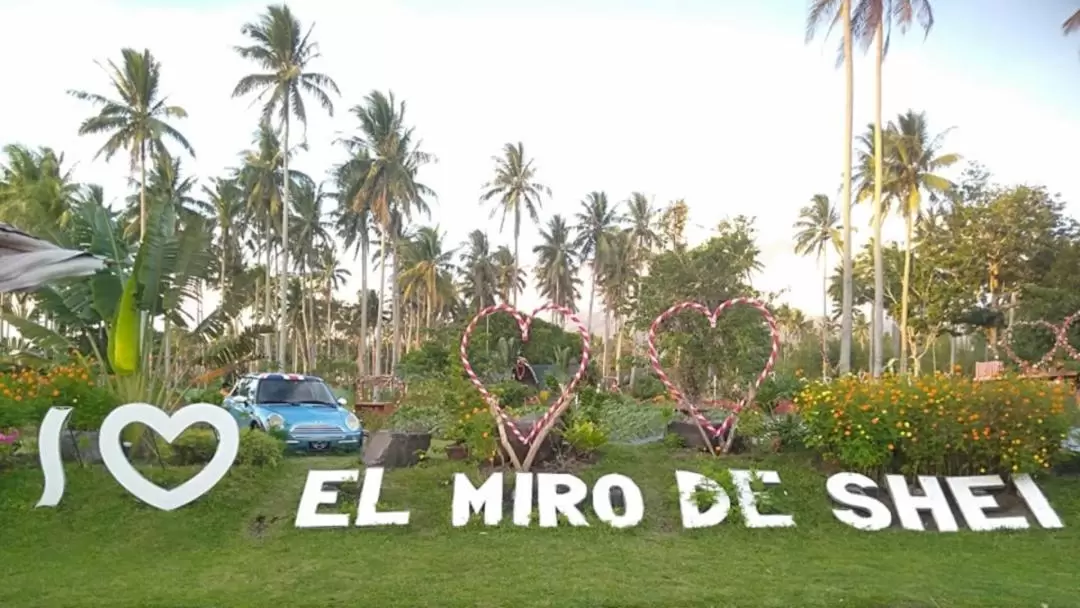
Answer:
[{"left": 255, "top": 378, "right": 337, "bottom": 405}]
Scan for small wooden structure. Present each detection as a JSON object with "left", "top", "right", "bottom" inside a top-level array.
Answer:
[{"left": 354, "top": 375, "right": 407, "bottom": 417}]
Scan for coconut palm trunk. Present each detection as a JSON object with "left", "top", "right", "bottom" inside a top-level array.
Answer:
[
  {"left": 391, "top": 242, "right": 402, "bottom": 371},
  {"left": 821, "top": 248, "right": 829, "bottom": 379},
  {"left": 359, "top": 236, "right": 370, "bottom": 376},
  {"left": 264, "top": 226, "right": 272, "bottom": 363},
  {"left": 278, "top": 114, "right": 291, "bottom": 369},
  {"left": 899, "top": 213, "right": 914, "bottom": 373},
  {"left": 586, "top": 260, "right": 597, "bottom": 339},
  {"left": 871, "top": 19, "right": 886, "bottom": 379},
  {"left": 838, "top": 0, "right": 855, "bottom": 376},
  {"left": 326, "top": 279, "right": 333, "bottom": 363},
  {"left": 512, "top": 211, "right": 521, "bottom": 307},
  {"left": 139, "top": 143, "right": 148, "bottom": 241},
  {"left": 614, "top": 317, "right": 624, "bottom": 382},
  {"left": 373, "top": 235, "right": 388, "bottom": 375},
  {"left": 602, "top": 310, "right": 611, "bottom": 377}
]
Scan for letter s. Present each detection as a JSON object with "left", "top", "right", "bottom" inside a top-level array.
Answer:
[{"left": 36, "top": 407, "right": 73, "bottom": 508}]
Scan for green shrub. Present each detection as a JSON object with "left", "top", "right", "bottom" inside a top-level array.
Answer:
[
  {"left": 236, "top": 428, "right": 285, "bottom": 467},
  {"left": 562, "top": 419, "right": 608, "bottom": 455},
  {"left": 797, "top": 373, "right": 1076, "bottom": 477},
  {"left": 168, "top": 428, "right": 219, "bottom": 465},
  {"left": 491, "top": 381, "right": 535, "bottom": 409},
  {"left": 754, "top": 371, "right": 804, "bottom": 413},
  {"left": 387, "top": 404, "right": 450, "bottom": 434},
  {"left": 573, "top": 389, "right": 674, "bottom": 443},
  {"left": 183, "top": 387, "right": 224, "bottom": 406},
  {"left": 629, "top": 374, "right": 667, "bottom": 400}
]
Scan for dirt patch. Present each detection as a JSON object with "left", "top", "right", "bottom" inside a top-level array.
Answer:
[{"left": 248, "top": 514, "right": 284, "bottom": 538}]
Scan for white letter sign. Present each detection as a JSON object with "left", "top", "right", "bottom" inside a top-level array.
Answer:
[
  {"left": 675, "top": 470, "right": 731, "bottom": 529},
  {"left": 295, "top": 470, "right": 357, "bottom": 528},
  {"left": 826, "top": 472, "right": 892, "bottom": 531},
  {"left": 945, "top": 475, "right": 1028, "bottom": 532},
  {"left": 730, "top": 469, "right": 794, "bottom": 528},
  {"left": 355, "top": 467, "right": 410, "bottom": 526},
  {"left": 536, "top": 473, "right": 589, "bottom": 527},
  {"left": 591, "top": 473, "right": 644, "bottom": 529},
  {"left": 885, "top": 475, "right": 958, "bottom": 532},
  {"left": 451, "top": 472, "right": 503, "bottom": 527}
]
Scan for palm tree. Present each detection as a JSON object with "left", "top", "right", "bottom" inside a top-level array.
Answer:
[
  {"left": 399, "top": 226, "right": 457, "bottom": 332},
  {"left": 68, "top": 48, "right": 194, "bottom": 242},
  {"left": 232, "top": 3, "right": 340, "bottom": 368},
  {"left": 332, "top": 152, "right": 373, "bottom": 376},
  {"left": 794, "top": 194, "right": 841, "bottom": 379},
  {"left": 290, "top": 178, "right": 331, "bottom": 369},
  {"left": 852, "top": 0, "right": 935, "bottom": 377},
  {"left": 202, "top": 176, "right": 246, "bottom": 305},
  {"left": 0, "top": 145, "right": 79, "bottom": 232},
  {"left": 316, "top": 246, "right": 350, "bottom": 361},
  {"left": 533, "top": 215, "right": 580, "bottom": 316},
  {"left": 238, "top": 120, "right": 309, "bottom": 362},
  {"left": 459, "top": 230, "right": 498, "bottom": 314},
  {"left": 574, "top": 192, "right": 621, "bottom": 339},
  {"left": 492, "top": 246, "right": 524, "bottom": 305},
  {"left": 600, "top": 229, "right": 635, "bottom": 380},
  {"left": 480, "top": 142, "right": 550, "bottom": 307},
  {"left": 889, "top": 110, "right": 959, "bottom": 373},
  {"left": 344, "top": 90, "right": 434, "bottom": 372},
  {"left": 807, "top": 0, "right": 855, "bottom": 375},
  {"left": 623, "top": 192, "right": 660, "bottom": 384}
]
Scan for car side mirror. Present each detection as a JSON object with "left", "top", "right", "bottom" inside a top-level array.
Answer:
[
  {"left": 233, "top": 395, "right": 249, "bottom": 405},
  {"left": 337, "top": 397, "right": 348, "bottom": 407}
]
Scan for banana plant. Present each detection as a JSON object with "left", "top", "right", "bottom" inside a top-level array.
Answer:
[{"left": 2, "top": 197, "right": 263, "bottom": 410}]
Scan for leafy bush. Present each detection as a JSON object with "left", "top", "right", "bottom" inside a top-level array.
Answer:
[
  {"left": 169, "top": 428, "right": 219, "bottom": 465},
  {"left": 797, "top": 374, "right": 1075, "bottom": 476},
  {"left": 183, "top": 387, "right": 224, "bottom": 406},
  {"left": 754, "top": 370, "right": 804, "bottom": 413},
  {"left": 574, "top": 388, "right": 675, "bottom": 443},
  {"left": 562, "top": 419, "right": 608, "bottom": 455},
  {"left": 629, "top": 373, "right": 667, "bottom": 400},
  {"left": 236, "top": 428, "right": 285, "bottom": 467},
  {"left": 387, "top": 404, "right": 450, "bottom": 434},
  {"left": 0, "top": 365, "right": 119, "bottom": 430}
]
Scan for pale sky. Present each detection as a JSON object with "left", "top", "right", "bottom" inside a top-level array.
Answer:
[{"left": 2, "top": 0, "right": 1079, "bottom": 321}]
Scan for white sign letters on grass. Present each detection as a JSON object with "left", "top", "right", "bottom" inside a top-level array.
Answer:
[{"left": 31, "top": 405, "right": 1067, "bottom": 532}]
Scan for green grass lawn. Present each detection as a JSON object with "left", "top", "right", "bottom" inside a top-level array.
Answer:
[{"left": 2, "top": 445, "right": 1078, "bottom": 608}]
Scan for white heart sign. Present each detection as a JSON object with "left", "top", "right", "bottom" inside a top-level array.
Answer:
[{"left": 98, "top": 403, "right": 239, "bottom": 511}]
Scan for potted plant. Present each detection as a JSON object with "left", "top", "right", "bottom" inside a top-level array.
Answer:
[
  {"left": 444, "top": 442, "right": 469, "bottom": 460},
  {"left": 444, "top": 413, "right": 470, "bottom": 460}
]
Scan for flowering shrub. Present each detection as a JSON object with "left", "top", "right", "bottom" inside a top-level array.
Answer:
[
  {"left": 796, "top": 373, "right": 1077, "bottom": 476},
  {"left": 447, "top": 404, "right": 498, "bottom": 461},
  {"left": 0, "top": 365, "right": 119, "bottom": 430}
]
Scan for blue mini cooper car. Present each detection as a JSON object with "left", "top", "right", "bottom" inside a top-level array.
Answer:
[{"left": 222, "top": 373, "right": 363, "bottom": 453}]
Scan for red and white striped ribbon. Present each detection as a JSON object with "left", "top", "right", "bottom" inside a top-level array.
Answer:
[
  {"left": 646, "top": 297, "right": 780, "bottom": 439},
  {"left": 996, "top": 312, "right": 1080, "bottom": 370},
  {"left": 459, "top": 303, "right": 591, "bottom": 445}
]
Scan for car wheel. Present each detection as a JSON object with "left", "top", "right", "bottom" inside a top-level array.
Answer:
[{"left": 250, "top": 421, "right": 262, "bottom": 431}]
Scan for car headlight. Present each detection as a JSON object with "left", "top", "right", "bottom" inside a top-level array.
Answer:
[
  {"left": 345, "top": 413, "right": 361, "bottom": 431},
  {"left": 267, "top": 414, "right": 285, "bottom": 429}
]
